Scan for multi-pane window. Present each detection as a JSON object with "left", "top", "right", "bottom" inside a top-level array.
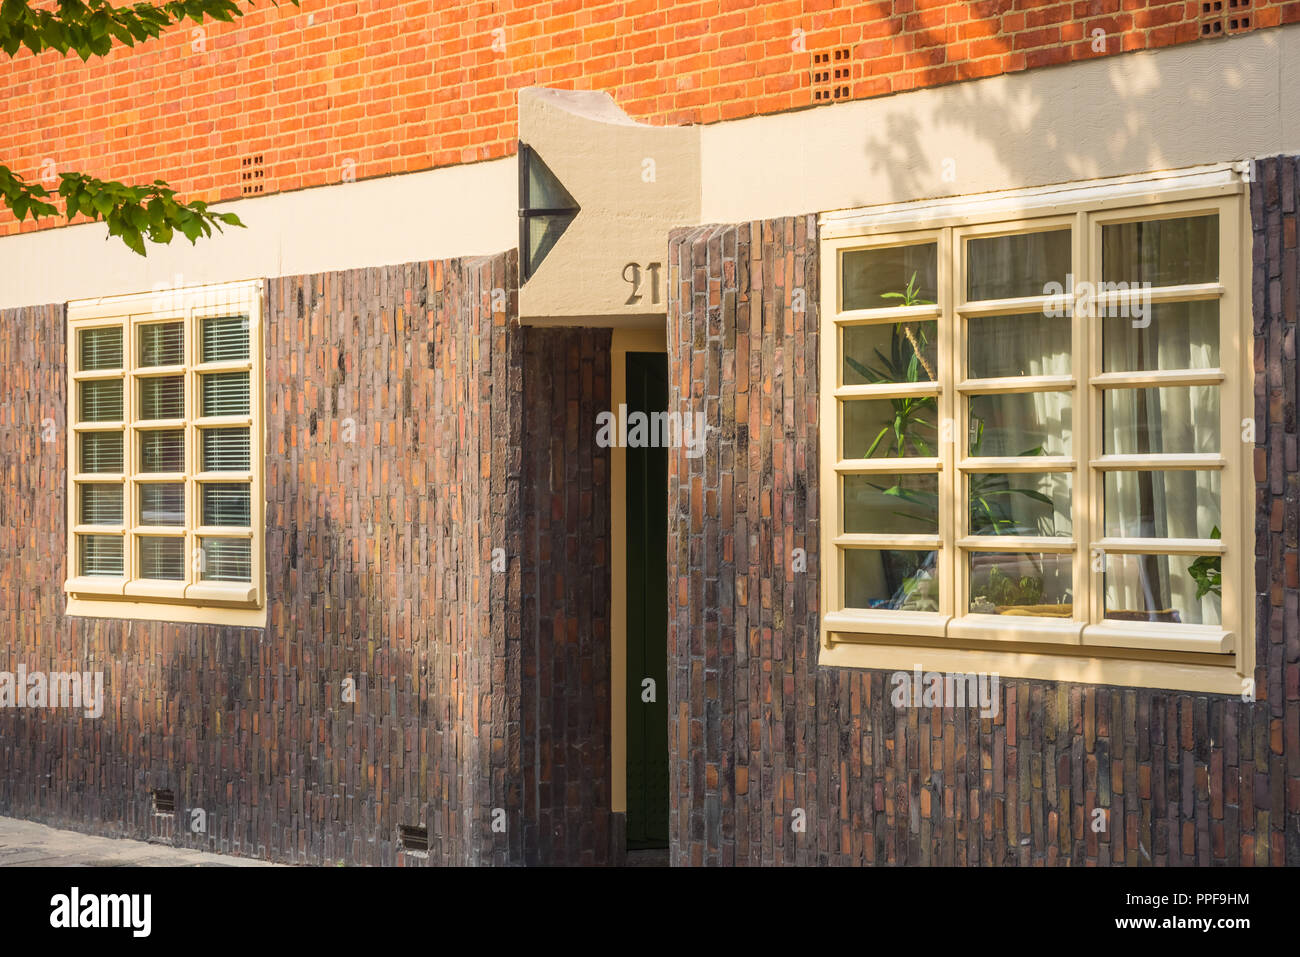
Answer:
[
  {"left": 66, "top": 282, "right": 263, "bottom": 619},
  {"left": 820, "top": 172, "right": 1249, "bottom": 690}
]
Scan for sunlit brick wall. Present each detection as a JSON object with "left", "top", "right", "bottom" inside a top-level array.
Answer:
[{"left": 3, "top": 0, "right": 1298, "bottom": 236}]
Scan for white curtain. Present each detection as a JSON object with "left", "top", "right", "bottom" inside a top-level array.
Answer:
[{"left": 1101, "top": 301, "right": 1221, "bottom": 624}]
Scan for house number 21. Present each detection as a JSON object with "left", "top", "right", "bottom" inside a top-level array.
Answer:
[{"left": 622, "top": 261, "right": 662, "bottom": 306}]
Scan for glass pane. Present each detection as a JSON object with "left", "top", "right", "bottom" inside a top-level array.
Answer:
[
  {"left": 201, "top": 315, "right": 250, "bottom": 363},
  {"left": 140, "top": 483, "right": 185, "bottom": 525},
  {"left": 966, "top": 229, "right": 1071, "bottom": 301},
  {"left": 1104, "top": 470, "right": 1221, "bottom": 539},
  {"left": 968, "top": 392, "right": 1071, "bottom": 456},
  {"left": 842, "top": 243, "right": 938, "bottom": 311},
  {"left": 844, "top": 473, "right": 939, "bottom": 534},
  {"left": 202, "top": 372, "right": 250, "bottom": 416},
  {"left": 843, "top": 320, "right": 937, "bottom": 385},
  {"left": 200, "top": 538, "right": 252, "bottom": 582},
  {"left": 80, "top": 432, "right": 123, "bottom": 473},
  {"left": 968, "top": 471, "right": 1071, "bottom": 537},
  {"left": 1103, "top": 386, "right": 1219, "bottom": 454},
  {"left": 969, "top": 551, "right": 1073, "bottom": 616},
  {"left": 1102, "top": 300, "right": 1219, "bottom": 372},
  {"left": 79, "top": 327, "right": 123, "bottom": 371},
  {"left": 79, "top": 379, "right": 122, "bottom": 422},
  {"left": 845, "top": 397, "right": 938, "bottom": 458},
  {"left": 202, "top": 428, "right": 251, "bottom": 471},
  {"left": 138, "top": 322, "right": 183, "bottom": 367},
  {"left": 139, "top": 537, "right": 185, "bottom": 580},
  {"left": 1105, "top": 553, "right": 1221, "bottom": 625},
  {"left": 139, "top": 375, "right": 184, "bottom": 420},
  {"left": 139, "top": 430, "right": 185, "bottom": 473},
  {"left": 1102, "top": 214, "right": 1218, "bottom": 286},
  {"left": 202, "top": 483, "right": 251, "bottom": 527},
  {"left": 528, "top": 214, "right": 575, "bottom": 275},
  {"left": 80, "top": 484, "right": 123, "bottom": 525},
  {"left": 966, "top": 313, "right": 1071, "bottom": 379},
  {"left": 79, "top": 534, "right": 123, "bottom": 577},
  {"left": 844, "top": 548, "right": 939, "bottom": 611},
  {"left": 526, "top": 149, "right": 578, "bottom": 210}
]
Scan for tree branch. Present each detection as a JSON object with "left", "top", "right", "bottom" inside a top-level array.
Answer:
[
  {"left": 1, "top": 162, "right": 242, "bottom": 255},
  {"left": 0, "top": 0, "right": 293, "bottom": 61}
]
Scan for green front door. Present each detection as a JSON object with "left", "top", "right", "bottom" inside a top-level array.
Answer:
[{"left": 625, "top": 351, "right": 669, "bottom": 849}]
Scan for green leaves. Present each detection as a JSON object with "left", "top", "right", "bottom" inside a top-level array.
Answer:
[
  {"left": 1, "top": 163, "right": 245, "bottom": 256},
  {"left": 2, "top": 1, "right": 289, "bottom": 253},
  {"left": 1188, "top": 526, "right": 1223, "bottom": 600},
  {"left": 0, "top": 164, "right": 58, "bottom": 221},
  {"left": 0, "top": 1, "right": 296, "bottom": 61},
  {"left": 878, "top": 271, "right": 933, "bottom": 308}
]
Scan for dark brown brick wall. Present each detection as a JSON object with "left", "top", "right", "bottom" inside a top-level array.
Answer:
[
  {"left": 666, "top": 199, "right": 1299, "bottom": 866},
  {"left": 520, "top": 327, "right": 614, "bottom": 865},
  {"left": 0, "top": 254, "right": 535, "bottom": 865},
  {"left": 0, "top": 254, "right": 615, "bottom": 866}
]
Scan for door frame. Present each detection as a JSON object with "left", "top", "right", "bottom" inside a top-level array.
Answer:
[{"left": 610, "top": 326, "right": 667, "bottom": 822}]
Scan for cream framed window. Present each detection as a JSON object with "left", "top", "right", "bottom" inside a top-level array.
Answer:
[
  {"left": 818, "top": 165, "right": 1253, "bottom": 694},
  {"left": 65, "top": 280, "right": 266, "bottom": 627}
]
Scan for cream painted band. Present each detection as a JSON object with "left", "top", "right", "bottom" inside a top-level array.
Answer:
[
  {"left": 0, "top": 157, "right": 517, "bottom": 311},
  {"left": 5, "top": 24, "right": 1300, "bottom": 312}
]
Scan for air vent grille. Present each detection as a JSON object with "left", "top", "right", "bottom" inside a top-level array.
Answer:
[
  {"left": 398, "top": 824, "right": 429, "bottom": 857},
  {"left": 240, "top": 154, "right": 265, "bottom": 195},
  {"left": 152, "top": 788, "right": 175, "bottom": 815},
  {"left": 1201, "top": 0, "right": 1253, "bottom": 36},
  {"left": 812, "top": 47, "right": 852, "bottom": 103}
]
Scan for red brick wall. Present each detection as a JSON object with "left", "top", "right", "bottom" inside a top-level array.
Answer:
[
  {"left": 4, "top": 1, "right": 1299, "bottom": 236},
  {"left": 664, "top": 206, "right": 1298, "bottom": 866}
]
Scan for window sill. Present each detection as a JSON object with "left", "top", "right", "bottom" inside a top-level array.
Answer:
[
  {"left": 822, "top": 609, "right": 946, "bottom": 638},
  {"left": 64, "top": 578, "right": 265, "bottom": 627},
  {"left": 948, "top": 614, "right": 1083, "bottom": 646},
  {"left": 820, "top": 614, "right": 1242, "bottom": 695},
  {"left": 1081, "top": 622, "right": 1234, "bottom": 655}
]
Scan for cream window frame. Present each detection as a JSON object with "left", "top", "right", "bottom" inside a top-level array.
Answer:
[
  {"left": 65, "top": 280, "right": 266, "bottom": 628},
  {"left": 818, "top": 165, "right": 1253, "bottom": 694}
]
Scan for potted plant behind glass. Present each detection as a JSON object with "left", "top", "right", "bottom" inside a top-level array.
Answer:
[{"left": 842, "top": 273, "right": 1062, "bottom": 611}]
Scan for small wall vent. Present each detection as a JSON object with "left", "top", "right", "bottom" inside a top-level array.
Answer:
[
  {"left": 240, "top": 154, "right": 265, "bottom": 195},
  {"left": 152, "top": 788, "right": 175, "bottom": 815},
  {"left": 811, "top": 47, "right": 852, "bottom": 104},
  {"left": 148, "top": 788, "right": 176, "bottom": 844},
  {"left": 398, "top": 824, "right": 429, "bottom": 857},
  {"left": 1201, "top": 0, "right": 1253, "bottom": 37}
]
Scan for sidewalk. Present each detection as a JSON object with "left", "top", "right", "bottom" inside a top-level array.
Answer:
[{"left": 0, "top": 816, "right": 279, "bottom": 867}]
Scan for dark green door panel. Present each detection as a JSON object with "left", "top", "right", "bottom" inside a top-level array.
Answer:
[{"left": 626, "top": 351, "right": 669, "bottom": 849}]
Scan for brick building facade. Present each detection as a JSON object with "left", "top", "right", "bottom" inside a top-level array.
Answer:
[{"left": 0, "top": 1, "right": 1297, "bottom": 865}]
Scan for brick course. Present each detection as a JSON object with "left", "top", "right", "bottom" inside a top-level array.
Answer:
[
  {"left": 664, "top": 189, "right": 1299, "bottom": 865},
  {"left": 4, "top": 1, "right": 1300, "bottom": 236}
]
